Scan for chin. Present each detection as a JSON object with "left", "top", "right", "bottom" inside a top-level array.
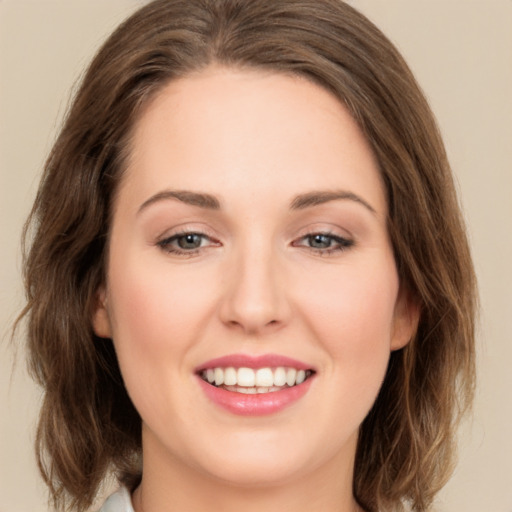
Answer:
[
  {"left": 203, "top": 455, "right": 309, "bottom": 488},
  {"left": 187, "top": 431, "right": 329, "bottom": 488}
]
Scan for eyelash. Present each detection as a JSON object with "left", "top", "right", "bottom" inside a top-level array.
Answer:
[
  {"left": 292, "top": 232, "right": 354, "bottom": 255},
  {"left": 156, "top": 231, "right": 219, "bottom": 256},
  {"left": 156, "top": 231, "right": 354, "bottom": 256}
]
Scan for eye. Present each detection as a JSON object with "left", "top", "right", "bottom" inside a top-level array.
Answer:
[
  {"left": 293, "top": 232, "right": 354, "bottom": 254},
  {"left": 175, "top": 233, "right": 205, "bottom": 249},
  {"left": 157, "top": 231, "right": 218, "bottom": 255}
]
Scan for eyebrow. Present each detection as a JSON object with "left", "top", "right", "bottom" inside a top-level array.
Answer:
[
  {"left": 290, "top": 190, "right": 376, "bottom": 214},
  {"left": 138, "top": 188, "right": 376, "bottom": 215},
  {"left": 138, "top": 190, "right": 221, "bottom": 213}
]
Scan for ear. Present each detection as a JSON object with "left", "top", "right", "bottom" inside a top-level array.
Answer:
[
  {"left": 391, "top": 285, "right": 420, "bottom": 351},
  {"left": 91, "top": 285, "right": 112, "bottom": 339}
]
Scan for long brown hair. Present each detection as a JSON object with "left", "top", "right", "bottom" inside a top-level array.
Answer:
[{"left": 18, "top": 1, "right": 476, "bottom": 511}]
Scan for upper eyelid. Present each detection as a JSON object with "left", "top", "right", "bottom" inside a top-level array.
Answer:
[
  {"left": 292, "top": 224, "right": 354, "bottom": 241},
  {"left": 157, "top": 228, "right": 350, "bottom": 240},
  {"left": 156, "top": 224, "right": 218, "bottom": 240},
  {"left": 300, "top": 232, "right": 349, "bottom": 241}
]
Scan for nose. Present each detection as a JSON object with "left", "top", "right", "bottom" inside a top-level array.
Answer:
[{"left": 218, "top": 241, "right": 291, "bottom": 335}]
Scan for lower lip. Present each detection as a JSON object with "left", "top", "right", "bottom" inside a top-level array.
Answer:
[{"left": 197, "top": 376, "right": 314, "bottom": 416}]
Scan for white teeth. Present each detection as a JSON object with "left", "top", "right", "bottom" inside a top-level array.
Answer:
[
  {"left": 224, "top": 367, "right": 237, "bottom": 386},
  {"left": 255, "top": 368, "right": 274, "bottom": 387},
  {"left": 286, "top": 368, "right": 297, "bottom": 386},
  {"left": 237, "top": 367, "right": 255, "bottom": 387},
  {"left": 238, "top": 386, "right": 257, "bottom": 394},
  {"left": 214, "top": 367, "right": 224, "bottom": 386},
  {"left": 274, "top": 367, "right": 287, "bottom": 386},
  {"left": 223, "top": 385, "right": 288, "bottom": 394},
  {"left": 201, "top": 366, "right": 313, "bottom": 390}
]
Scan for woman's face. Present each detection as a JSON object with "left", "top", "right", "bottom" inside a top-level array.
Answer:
[{"left": 94, "top": 67, "right": 417, "bottom": 487}]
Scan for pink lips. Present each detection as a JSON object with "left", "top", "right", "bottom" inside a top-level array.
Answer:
[
  {"left": 196, "top": 353, "right": 313, "bottom": 372},
  {"left": 195, "top": 354, "right": 315, "bottom": 416}
]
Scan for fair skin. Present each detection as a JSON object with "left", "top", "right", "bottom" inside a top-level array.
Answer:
[{"left": 93, "top": 66, "right": 418, "bottom": 512}]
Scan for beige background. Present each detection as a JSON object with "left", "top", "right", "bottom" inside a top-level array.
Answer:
[{"left": 1, "top": 1, "right": 511, "bottom": 511}]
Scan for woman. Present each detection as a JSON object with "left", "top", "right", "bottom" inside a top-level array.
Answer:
[{"left": 19, "top": 1, "right": 476, "bottom": 511}]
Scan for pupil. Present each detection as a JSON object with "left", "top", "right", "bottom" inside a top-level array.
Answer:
[
  {"left": 178, "top": 234, "right": 201, "bottom": 249},
  {"left": 311, "top": 234, "right": 331, "bottom": 248}
]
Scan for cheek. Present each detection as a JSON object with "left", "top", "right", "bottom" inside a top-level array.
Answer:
[
  {"left": 108, "top": 256, "right": 213, "bottom": 347},
  {"left": 105, "top": 256, "right": 220, "bottom": 425},
  {"left": 285, "top": 255, "right": 400, "bottom": 456},
  {"left": 296, "top": 255, "right": 399, "bottom": 372},
  {"left": 105, "top": 256, "right": 221, "bottom": 413}
]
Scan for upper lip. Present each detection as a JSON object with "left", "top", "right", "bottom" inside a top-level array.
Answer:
[{"left": 195, "top": 354, "right": 314, "bottom": 373}]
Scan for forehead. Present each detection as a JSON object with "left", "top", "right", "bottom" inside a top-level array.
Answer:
[{"left": 120, "top": 65, "right": 386, "bottom": 216}]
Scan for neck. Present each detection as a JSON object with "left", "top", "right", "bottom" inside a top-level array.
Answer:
[
  {"left": 133, "top": 429, "right": 363, "bottom": 512},
  {"left": 133, "top": 476, "right": 363, "bottom": 512}
]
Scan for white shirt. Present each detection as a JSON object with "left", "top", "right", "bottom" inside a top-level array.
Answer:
[{"left": 97, "top": 487, "right": 135, "bottom": 512}]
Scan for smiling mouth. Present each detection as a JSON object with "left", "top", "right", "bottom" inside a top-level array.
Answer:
[{"left": 199, "top": 366, "right": 315, "bottom": 394}]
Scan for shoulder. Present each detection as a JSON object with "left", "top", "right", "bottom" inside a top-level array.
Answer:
[{"left": 97, "top": 487, "right": 135, "bottom": 512}]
